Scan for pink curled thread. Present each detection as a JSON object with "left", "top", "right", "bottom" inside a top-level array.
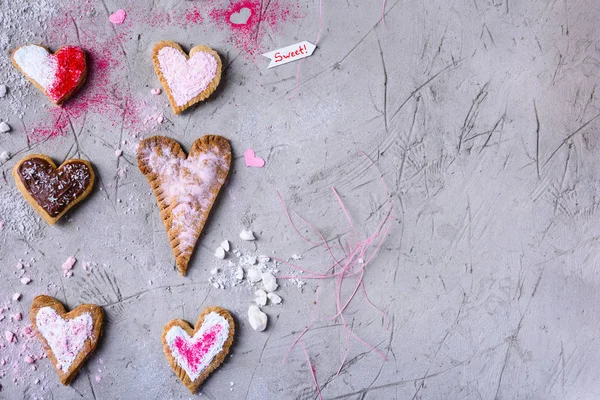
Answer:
[{"left": 279, "top": 151, "right": 395, "bottom": 396}]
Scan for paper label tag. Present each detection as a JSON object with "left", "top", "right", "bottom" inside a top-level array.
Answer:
[{"left": 262, "top": 41, "right": 316, "bottom": 69}]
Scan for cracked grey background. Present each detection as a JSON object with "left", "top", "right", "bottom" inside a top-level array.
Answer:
[{"left": 1, "top": 0, "right": 600, "bottom": 399}]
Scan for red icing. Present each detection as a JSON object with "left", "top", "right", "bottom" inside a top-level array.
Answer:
[
  {"left": 173, "top": 324, "right": 223, "bottom": 373},
  {"left": 47, "top": 46, "right": 86, "bottom": 104}
]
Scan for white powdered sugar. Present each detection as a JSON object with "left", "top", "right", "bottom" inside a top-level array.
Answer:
[
  {"left": 12, "top": 45, "right": 57, "bottom": 90},
  {"left": 165, "top": 312, "right": 230, "bottom": 381},
  {"left": 35, "top": 307, "right": 93, "bottom": 372},
  {"left": 0, "top": 186, "right": 42, "bottom": 241}
]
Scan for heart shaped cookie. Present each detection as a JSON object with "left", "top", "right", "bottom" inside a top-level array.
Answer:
[
  {"left": 152, "top": 41, "right": 222, "bottom": 114},
  {"left": 11, "top": 44, "right": 87, "bottom": 105},
  {"left": 13, "top": 154, "right": 95, "bottom": 225},
  {"left": 138, "top": 135, "right": 231, "bottom": 275},
  {"left": 162, "top": 306, "right": 235, "bottom": 393},
  {"left": 30, "top": 295, "right": 103, "bottom": 385}
]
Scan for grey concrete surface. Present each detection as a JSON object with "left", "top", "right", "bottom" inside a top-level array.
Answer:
[{"left": 1, "top": 0, "right": 600, "bottom": 399}]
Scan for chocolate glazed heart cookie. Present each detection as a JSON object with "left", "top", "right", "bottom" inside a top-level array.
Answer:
[{"left": 13, "top": 154, "right": 95, "bottom": 224}]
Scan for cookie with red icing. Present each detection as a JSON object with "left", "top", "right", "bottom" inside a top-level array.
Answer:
[
  {"left": 30, "top": 295, "right": 103, "bottom": 385},
  {"left": 11, "top": 44, "right": 87, "bottom": 105},
  {"left": 162, "top": 306, "right": 235, "bottom": 393},
  {"left": 13, "top": 154, "right": 95, "bottom": 225},
  {"left": 152, "top": 41, "right": 222, "bottom": 114},
  {"left": 137, "top": 135, "right": 231, "bottom": 275}
]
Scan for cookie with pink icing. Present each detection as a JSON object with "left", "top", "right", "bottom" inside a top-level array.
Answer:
[
  {"left": 152, "top": 41, "right": 222, "bottom": 114},
  {"left": 11, "top": 44, "right": 87, "bottom": 105},
  {"left": 137, "top": 135, "right": 232, "bottom": 275},
  {"left": 30, "top": 295, "right": 103, "bottom": 385},
  {"left": 162, "top": 306, "right": 235, "bottom": 393}
]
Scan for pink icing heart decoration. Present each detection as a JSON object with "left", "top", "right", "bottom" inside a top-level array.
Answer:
[
  {"left": 109, "top": 9, "right": 127, "bottom": 24},
  {"left": 244, "top": 148, "right": 265, "bottom": 168},
  {"left": 162, "top": 307, "right": 235, "bottom": 393},
  {"left": 152, "top": 41, "right": 222, "bottom": 115},
  {"left": 11, "top": 44, "right": 87, "bottom": 105},
  {"left": 30, "top": 295, "right": 103, "bottom": 385}
]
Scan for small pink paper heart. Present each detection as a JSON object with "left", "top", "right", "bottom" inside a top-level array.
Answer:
[
  {"left": 109, "top": 9, "right": 126, "bottom": 24},
  {"left": 244, "top": 149, "right": 265, "bottom": 168}
]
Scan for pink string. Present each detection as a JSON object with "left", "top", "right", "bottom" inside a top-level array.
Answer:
[
  {"left": 279, "top": 151, "right": 395, "bottom": 396},
  {"left": 284, "top": 286, "right": 320, "bottom": 364},
  {"left": 301, "top": 341, "right": 323, "bottom": 400}
]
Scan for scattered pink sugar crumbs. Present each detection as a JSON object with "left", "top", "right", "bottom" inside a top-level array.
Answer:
[
  {"left": 209, "top": 0, "right": 302, "bottom": 56},
  {"left": 278, "top": 152, "right": 395, "bottom": 398},
  {"left": 61, "top": 255, "right": 77, "bottom": 277}
]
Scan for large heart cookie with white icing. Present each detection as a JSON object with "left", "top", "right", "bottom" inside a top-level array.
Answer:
[
  {"left": 30, "top": 295, "right": 103, "bottom": 385},
  {"left": 11, "top": 44, "right": 87, "bottom": 105},
  {"left": 152, "top": 41, "right": 222, "bottom": 114},
  {"left": 162, "top": 306, "right": 235, "bottom": 393},
  {"left": 137, "top": 135, "right": 231, "bottom": 275}
]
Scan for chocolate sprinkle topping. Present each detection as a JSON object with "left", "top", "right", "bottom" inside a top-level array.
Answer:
[{"left": 17, "top": 158, "right": 92, "bottom": 217}]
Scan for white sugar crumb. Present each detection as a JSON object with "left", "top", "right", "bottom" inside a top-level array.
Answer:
[
  {"left": 0, "top": 85, "right": 7, "bottom": 97},
  {"left": 221, "top": 240, "right": 230, "bottom": 251},
  {"left": 291, "top": 254, "right": 302, "bottom": 260},
  {"left": 234, "top": 266, "right": 244, "bottom": 281},
  {"left": 210, "top": 267, "right": 220, "bottom": 275},
  {"left": 20, "top": 277, "right": 31, "bottom": 285},
  {"left": 262, "top": 272, "right": 278, "bottom": 292},
  {"left": 239, "top": 229, "right": 255, "bottom": 241},
  {"left": 0, "top": 151, "right": 10, "bottom": 163},
  {"left": 247, "top": 268, "right": 262, "bottom": 283},
  {"left": 248, "top": 305, "right": 267, "bottom": 331},
  {"left": 254, "top": 289, "right": 267, "bottom": 306},
  {"left": 12, "top": 293, "right": 21, "bottom": 301},
  {"left": 214, "top": 247, "right": 226, "bottom": 260},
  {"left": 0, "top": 121, "right": 10, "bottom": 133},
  {"left": 114, "top": 149, "right": 123, "bottom": 158},
  {"left": 267, "top": 292, "right": 282, "bottom": 304}
]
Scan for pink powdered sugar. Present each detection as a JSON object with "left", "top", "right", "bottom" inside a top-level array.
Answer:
[
  {"left": 156, "top": 46, "right": 218, "bottom": 107},
  {"left": 209, "top": 0, "right": 302, "bottom": 56}
]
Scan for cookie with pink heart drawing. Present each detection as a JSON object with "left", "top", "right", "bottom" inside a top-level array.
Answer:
[
  {"left": 162, "top": 306, "right": 235, "bottom": 393},
  {"left": 11, "top": 44, "right": 87, "bottom": 105},
  {"left": 138, "top": 135, "right": 231, "bottom": 275},
  {"left": 152, "top": 41, "right": 222, "bottom": 114},
  {"left": 30, "top": 295, "right": 103, "bottom": 385}
]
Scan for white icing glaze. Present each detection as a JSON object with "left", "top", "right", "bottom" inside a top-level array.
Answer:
[
  {"left": 13, "top": 45, "right": 57, "bottom": 90},
  {"left": 165, "top": 312, "right": 230, "bottom": 381},
  {"left": 157, "top": 46, "right": 218, "bottom": 107},
  {"left": 35, "top": 307, "right": 93, "bottom": 372},
  {"left": 140, "top": 142, "right": 228, "bottom": 260}
]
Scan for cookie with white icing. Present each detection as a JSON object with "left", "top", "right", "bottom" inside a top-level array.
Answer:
[
  {"left": 13, "top": 154, "right": 95, "bottom": 225},
  {"left": 162, "top": 306, "right": 235, "bottom": 393},
  {"left": 152, "top": 41, "right": 222, "bottom": 114},
  {"left": 30, "top": 295, "right": 103, "bottom": 385},
  {"left": 137, "top": 135, "right": 231, "bottom": 275},
  {"left": 11, "top": 44, "right": 87, "bottom": 105}
]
